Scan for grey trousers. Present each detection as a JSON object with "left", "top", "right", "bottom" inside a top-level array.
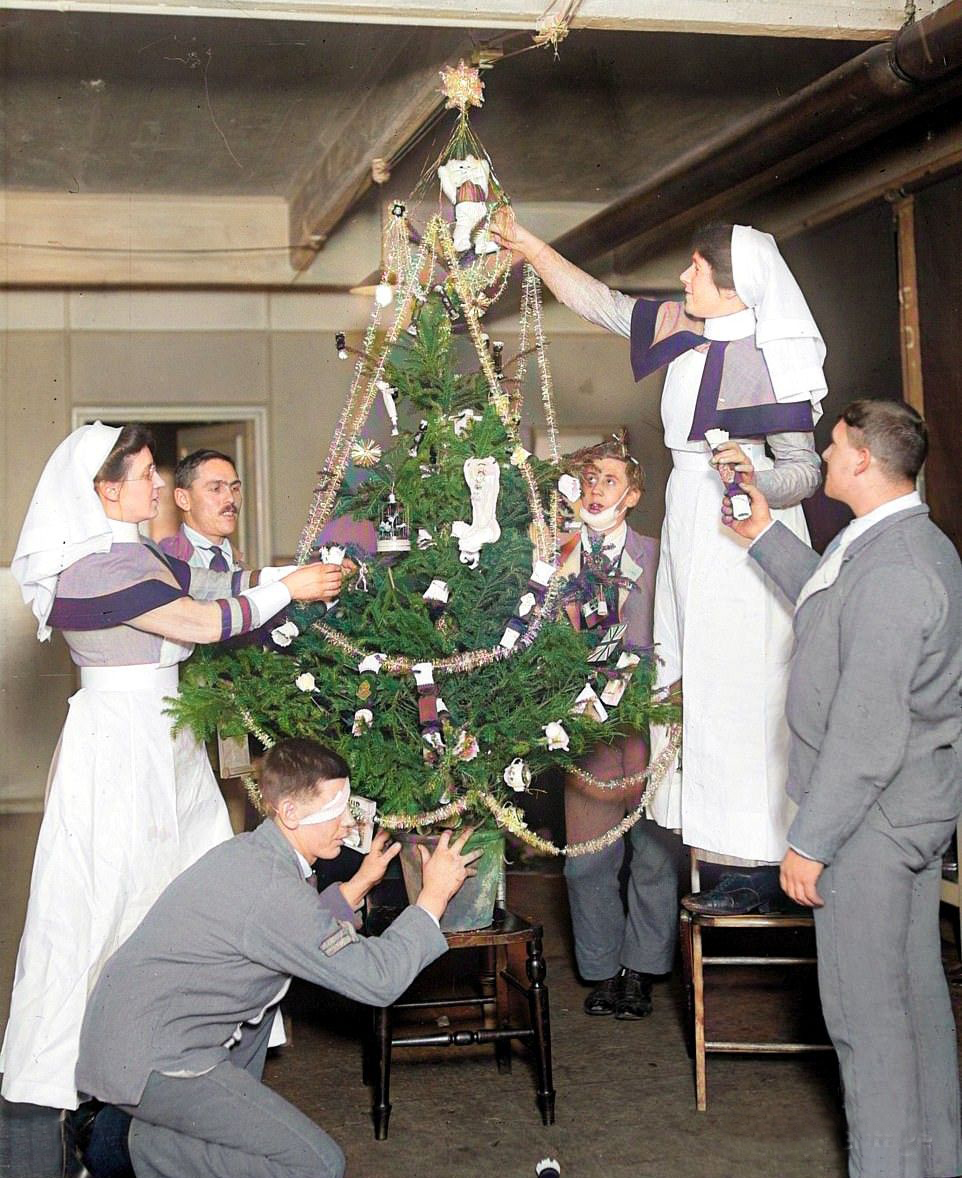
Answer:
[
  {"left": 815, "top": 804, "right": 962, "bottom": 1178},
  {"left": 121, "top": 1019, "right": 345, "bottom": 1178},
  {"left": 564, "top": 808, "right": 681, "bottom": 981}
]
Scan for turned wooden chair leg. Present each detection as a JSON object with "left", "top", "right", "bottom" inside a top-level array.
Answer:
[
  {"left": 526, "top": 933, "right": 555, "bottom": 1125},
  {"left": 372, "top": 1004, "right": 393, "bottom": 1139}
]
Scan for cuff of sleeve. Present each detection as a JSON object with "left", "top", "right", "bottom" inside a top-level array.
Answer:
[
  {"left": 241, "top": 580, "right": 292, "bottom": 626},
  {"left": 414, "top": 903, "right": 441, "bottom": 929},
  {"left": 748, "top": 520, "right": 777, "bottom": 550},
  {"left": 787, "top": 843, "right": 822, "bottom": 862},
  {"left": 258, "top": 564, "right": 298, "bottom": 586}
]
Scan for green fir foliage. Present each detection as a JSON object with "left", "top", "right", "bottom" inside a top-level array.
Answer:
[{"left": 171, "top": 289, "right": 677, "bottom": 836}]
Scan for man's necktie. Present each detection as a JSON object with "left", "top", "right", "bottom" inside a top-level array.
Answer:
[{"left": 205, "top": 545, "right": 230, "bottom": 572}]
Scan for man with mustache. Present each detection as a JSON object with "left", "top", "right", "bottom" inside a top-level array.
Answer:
[{"left": 160, "top": 449, "right": 245, "bottom": 572}]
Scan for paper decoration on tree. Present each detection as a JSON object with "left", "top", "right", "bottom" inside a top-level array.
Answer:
[{"left": 451, "top": 456, "right": 501, "bottom": 567}]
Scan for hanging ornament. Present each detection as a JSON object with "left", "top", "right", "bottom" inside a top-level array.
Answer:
[
  {"left": 452, "top": 408, "right": 482, "bottom": 437},
  {"left": 451, "top": 456, "right": 501, "bottom": 567},
  {"left": 422, "top": 578, "right": 450, "bottom": 622},
  {"left": 439, "top": 59, "right": 485, "bottom": 113},
  {"left": 492, "top": 340, "right": 504, "bottom": 376},
  {"left": 571, "top": 683, "right": 609, "bottom": 724},
  {"left": 543, "top": 721, "right": 570, "bottom": 752},
  {"left": 503, "top": 757, "right": 532, "bottom": 793},
  {"left": 376, "top": 492, "right": 411, "bottom": 553},
  {"left": 408, "top": 419, "right": 429, "bottom": 458},
  {"left": 295, "top": 672, "right": 316, "bottom": 693},
  {"left": 391, "top": 199, "right": 406, "bottom": 218},
  {"left": 352, "top": 708, "right": 374, "bottom": 736},
  {"left": 587, "top": 623, "right": 628, "bottom": 664},
  {"left": 270, "top": 619, "right": 299, "bottom": 648},
  {"left": 433, "top": 283, "right": 461, "bottom": 321},
  {"left": 437, "top": 155, "right": 498, "bottom": 256},
  {"left": 510, "top": 443, "right": 531, "bottom": 467},
  {"left": 600, "top": 651, "right": 642, "bottom": 707},
  {"left": 356, "top": 680, "right": 373, "bottom": 701},
  {"left": 334, "top": 331, "right": 349, "bottom": 360},
  {"left": 416, "top": 528, "right": 436, "bottom": 550},
  {"left": 376, "top": 380, "right": 400, "bottom": 436},
  {"left": 350, "top": 438, "right": 382, "bottom": 468},
  {"left": 453, "top": 729, "right": 480, "bottom": 762}
]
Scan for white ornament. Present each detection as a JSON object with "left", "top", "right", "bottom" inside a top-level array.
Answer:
[
  {"left": 271, "top": 619, "right": 299, "bottom": 647},
  {"left": 503, "top": 757, "right": 531, "bottom": 792},
  {"left": 352, "top": 708, "right": 374, "bottom": 735},
  {"left": 571, "top": 683, "right": 609, "bottom": 724},
  {"left": 295, "top": 672, "right": 316, "bottom": 693},
  {"left": 518, "top": 592, "right": 536, "bottom": 618},
  {"left": 453, "top": 409, "right": 482, "bottom": 438},
  {"left": 453, "top": 456, "right": 501, "bottom": 566},
  {"left": 558, "top": 474, "right": 581, "bottom": 503},
  {"left": 374, "top": 282, "right": 394, "bottom": 308},
  {"left": 510, "top": 444, "right": 531, "bottom": 467},
  {"left": 376, "top": 380, "right": 400, "bottom": 436},
  {"left": 416, "top": 528, "right": 435, "bottom": 550},
  {"left": 319, "top": 544, "right": 345, "bottom": 565},
  {"left": 437, "top": 156, "right": 498, "bottom": 255},
  {"left": 543, "top": 721, "right": 570, "bottom": 751},
  {"left": 358, "top": 653, "right": 387, "bottom": 674}
]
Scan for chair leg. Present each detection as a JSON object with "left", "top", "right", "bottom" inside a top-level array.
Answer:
[
  {"left": 372, "top": 1005, "right": 392, "bottom": 1140},
  {"left": 494, "top": 944, "right": 512, "bottom": 1074},
  {"left": 679, "top": 911, "right": 695, "bottom": 1061},
  {"left": 525, "top": 933, "right": 556, "bottom": 1125},
  {"left": 692, "top": 920, "right": 707, "bottom": 1112}
]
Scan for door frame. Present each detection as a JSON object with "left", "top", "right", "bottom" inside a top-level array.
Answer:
[{"left": 72, "top": 404, "right": 271, "bottom": 566}]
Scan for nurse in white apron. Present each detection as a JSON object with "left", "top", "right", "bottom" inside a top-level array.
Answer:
[
  {"left": 494, "top": 220, "right": 827, "bottom": 912},
  {"left": 2, "top": 423, "right": 343, "bottom": 1117}
]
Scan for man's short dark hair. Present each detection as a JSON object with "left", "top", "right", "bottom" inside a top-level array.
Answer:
[
  {"left": 94, "top": 423, "right": 156, "bottom": 485},
  {"left": 840, "top": 399, "right": 928, "bottom": 483},
  {"left": 174, "top": 449, "right": 237, "bottom": 491},
  {"left": 690, "top": 222, "right": 735, "bottom": 291},
  {"left": 259, "top": 739, "right": 349, "bottom": 810}
]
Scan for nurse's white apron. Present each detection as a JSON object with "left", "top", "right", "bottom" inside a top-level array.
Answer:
[
  {"left": 0, "top": 664, "right": 233, "bottom": 1110},
  {"left": 647, "top": 347, "right": 806, "bottom": 861}
]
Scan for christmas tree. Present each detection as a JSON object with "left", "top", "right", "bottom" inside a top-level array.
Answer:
[{"left": 173, "top": 62, "right": 679, "bottom": 863}]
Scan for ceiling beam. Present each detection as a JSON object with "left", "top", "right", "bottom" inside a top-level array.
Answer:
[
  {"left": 2, "top": 0, "right": 947, "bottom": 40},
  {"left": 287, "top": 27, "right": 475, "bottom": 271},
  {"left": 546, "top": 0, "right": 962, "bottom": 272}
]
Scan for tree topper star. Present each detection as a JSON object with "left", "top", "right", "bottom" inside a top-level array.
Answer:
[{"left": 440, "top": 60, "right": 484, "bottom": 113}]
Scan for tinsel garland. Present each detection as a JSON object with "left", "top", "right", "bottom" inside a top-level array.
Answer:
[
  {"left": 310, "top": 558, "right": 565, "bottom": 673},
  {"left": 235, "top": 700, "right": 681, "bottom": 857}
]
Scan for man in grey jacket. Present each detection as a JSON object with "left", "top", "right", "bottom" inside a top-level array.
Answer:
[
  {"left": 727, "top": 399, "right": 962, "bottom": 1178},
  {"left": 72, "top": 738, "right": 478, "bottom": 1178}
]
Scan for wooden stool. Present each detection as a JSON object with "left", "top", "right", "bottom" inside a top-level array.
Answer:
[
  {"left": 364, "top": 908, "right": 555, "bottom": 1139},
  {"left": 679, "top": 857, "right": 832, "bottom": 1111}
]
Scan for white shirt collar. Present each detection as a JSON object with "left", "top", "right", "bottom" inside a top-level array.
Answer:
[
  {"left": 295, "top": 850, "right": 315, "bottom": 880},
  {"left": 842, "top": 490, "right": 922, "bottom": 546},
  {"left": 182, "top": 523, "right": 234, "bottom": 564},
  {"left": 581, "top": 520, "right": 627, "bottom": 558},
  {"left": 108, "top": 519, "right": 142, "bottom": 543},
  {"left": 703, "top": 306, "right": 757, "bottom": 342}
]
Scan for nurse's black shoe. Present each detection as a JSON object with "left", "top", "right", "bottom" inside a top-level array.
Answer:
[
  {"left": 681, "top": 866, "right": 792, "bottom": 915},
  {"left": 65, "top": 1103, "right": 135, "bottom": 1178}
]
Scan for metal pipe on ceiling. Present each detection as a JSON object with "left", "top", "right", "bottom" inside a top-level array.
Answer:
[{"left": 550, "top": 0, "right": 962, "bottom": 269}]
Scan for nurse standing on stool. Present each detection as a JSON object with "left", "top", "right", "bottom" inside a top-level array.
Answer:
[{"left": 494, "top": 220, "right": 827, "bottom": 911}]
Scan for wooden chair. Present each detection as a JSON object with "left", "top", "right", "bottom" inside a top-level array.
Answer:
[
  {"left": 679, "top": 853, "right": 833, "bottom": 1110},
  {"left": 363, "top": 908, "right": 555, "bottom": 1139}
]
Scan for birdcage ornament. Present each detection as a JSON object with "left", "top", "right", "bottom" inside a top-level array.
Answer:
[{"left": 376, "top": 491, "right": 411, "bottom": 554}]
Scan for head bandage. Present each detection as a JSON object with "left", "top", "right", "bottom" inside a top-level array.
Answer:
[{"left": 297, "top": 780, "right": 351, "bottom": 826}]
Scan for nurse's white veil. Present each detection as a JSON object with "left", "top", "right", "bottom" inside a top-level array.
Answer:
[{"left": 13, "top": 422, "right": 122, "bottom": 640}]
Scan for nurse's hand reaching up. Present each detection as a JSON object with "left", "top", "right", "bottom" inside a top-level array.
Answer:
[{"left": 722, "top": 481, "right": 772, "bottom": 541}]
